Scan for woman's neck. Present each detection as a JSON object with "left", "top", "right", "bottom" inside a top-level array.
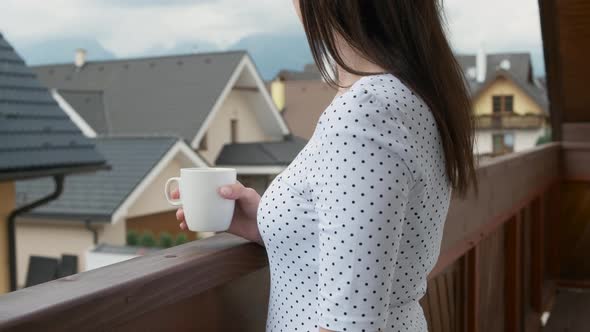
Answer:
[{"left": 334, "top": 35, "right": 386, "bottom": 97}]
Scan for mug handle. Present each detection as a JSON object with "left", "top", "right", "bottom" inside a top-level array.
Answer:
[{"left": 164, "top": 177, "right": 182, "bottom": 206}]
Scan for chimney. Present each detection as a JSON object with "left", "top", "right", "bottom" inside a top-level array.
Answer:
[
  {"left": 74, "top": 48, "right": 87, "bottom": 69},
  {"left": 476, "top": 44, "right": 486, "bottom": 83}
]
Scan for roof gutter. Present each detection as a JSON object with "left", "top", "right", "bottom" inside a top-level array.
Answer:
[{"left": 6, "top": 175, "right": 65, "bottom": 291}]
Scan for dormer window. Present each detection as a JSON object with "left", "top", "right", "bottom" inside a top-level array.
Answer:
[{"left": 492, "top": 95, "right": 514, "bottom": 113}]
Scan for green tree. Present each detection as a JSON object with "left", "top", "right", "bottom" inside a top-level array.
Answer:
[
  {"left": 126, "top": 230, "right": 139, "bottom": 246},
  {"left": 140, "top": 230, "right": 156, "bottom": 248},
  {"left": 175, "top": 233, "right": 188, "bottom": 246},
  {"left": 159, "top": 232, "right": 174, "bottom": 248}
]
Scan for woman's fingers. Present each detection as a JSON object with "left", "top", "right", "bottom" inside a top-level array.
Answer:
[
  {"left": 176, "top": 208, "right": 187, "bottom": 230},
  {"left": 218, "top": 181, "right": 259, "bottom": 203},
  {"left": 171, "top": 188, "right": 180, "bottom": 200},
  {"left": 176, "top": 208, "right": 184, "bottom": 221}
]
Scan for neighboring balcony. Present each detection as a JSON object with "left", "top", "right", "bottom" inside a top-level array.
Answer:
[{"left": 475, "top": 113, "right": 547, "bottom": 130}]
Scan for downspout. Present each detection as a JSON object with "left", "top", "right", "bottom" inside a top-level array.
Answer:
[
  {"left": 84, "top": 219, "right": 98, "bottom": 245},
  {"left": 7, "top": 174, "right": 64, "bottom": 291}
]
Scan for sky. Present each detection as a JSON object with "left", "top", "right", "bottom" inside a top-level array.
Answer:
[{"left": 0, "top": 0, "right": 546, "bottom": 76}]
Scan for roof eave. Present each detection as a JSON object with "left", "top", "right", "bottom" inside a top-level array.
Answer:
[{"left": 0, "top": 162, "right": 110, "bottom": 183}]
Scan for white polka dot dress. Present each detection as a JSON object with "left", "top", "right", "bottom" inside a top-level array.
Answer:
[{"left": 257, "top": 73, "right": 453, "bottom": 331}]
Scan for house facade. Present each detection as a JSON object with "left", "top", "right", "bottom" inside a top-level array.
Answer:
[
  {"left": 15, "top": 137, "right": 205, "bottom": 288},
  {"left": 269, "top": 64, "right": 337, "bottom": 140},
  {"left": 457, "top": 52, "right": 549, "bottom": 156},
  {"left": 33, "top": 51, "right": 307, "bottom": 195},
  {"left": 0, "top": 33, "right": 108, "bottom": 292}
]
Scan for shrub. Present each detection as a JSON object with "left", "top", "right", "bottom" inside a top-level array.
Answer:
[
  {"left": 536, "top": 128, "right": 552, "bottom": 146},
  {"left": 159, "top": 232, "right": 174, "bottom": 248},
  {"left": 139, "top": 230, "right": 156, "bottom": 248},
  {"left": 126, "top": 230, "right": 139, "bottom": 246},
  {"left": 175, "top": 233, "right": 188, "bottom": 246}
]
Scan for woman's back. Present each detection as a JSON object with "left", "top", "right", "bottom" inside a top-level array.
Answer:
[{"left": 257, "top": 73, "right": 452, "bottom": 331}]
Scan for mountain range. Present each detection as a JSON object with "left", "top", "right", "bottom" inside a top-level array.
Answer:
[{"left": 12, "top": 33, "right": 544, "bottom": 81}]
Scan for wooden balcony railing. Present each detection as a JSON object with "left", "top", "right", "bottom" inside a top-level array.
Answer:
[
  {"left": 475, "top": 113, "right": 547, "bottom": 130},
  {"left": 0, "top": 141, "right": 588, "bottom": 332}
]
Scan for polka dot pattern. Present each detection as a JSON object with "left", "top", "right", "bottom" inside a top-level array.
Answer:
[{"left": 257, "top": 73, "right": 453, "bottom": 331}]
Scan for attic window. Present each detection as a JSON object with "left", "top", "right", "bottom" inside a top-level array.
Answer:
[{"left": 492, "top": 95, "right": 514, "bottom": 113}]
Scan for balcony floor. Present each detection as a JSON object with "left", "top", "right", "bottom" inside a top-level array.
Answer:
[{"left": 543, "top": 287, "right": 590, "bottom": 332}]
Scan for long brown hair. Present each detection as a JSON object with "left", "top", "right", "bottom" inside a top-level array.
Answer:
[{"left": 299, "top": 0, "right": 478, "bottom": 198}]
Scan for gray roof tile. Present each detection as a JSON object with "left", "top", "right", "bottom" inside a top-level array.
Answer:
[
  {"left": 32, "top": 51, "right": 247, "bottom": 142},
  {"left": 216, "top": 135, "right": 308, "bottom": 166},
  {"left": 0, "top": 33, "right": 107, "bottom": 179},
  {"left": 16, "top": 136, "right": 177, "bottom": 221}
]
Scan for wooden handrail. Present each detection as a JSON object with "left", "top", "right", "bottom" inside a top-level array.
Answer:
[
  {"left": 0, "top": 142, "right": 585, "bottom": 331},
  {"left": 0, "top": 233, "right": 267, "bottom": 331}
]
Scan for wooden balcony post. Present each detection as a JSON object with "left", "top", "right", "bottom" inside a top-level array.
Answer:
[
  {"left": 505, "top": 214, "right": 523, "bottom": 332},
  {"left": 530, "top": 195, "right": 544, "bottom": 313},
  {"left": 465, "top": 246, "right": 479, "bottom": 332}
]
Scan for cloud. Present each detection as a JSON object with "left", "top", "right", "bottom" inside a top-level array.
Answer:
[
  {"left": 1, "top": 0, "right": 300, "bottom": 56},
  {"left": 0, "top": 0, "right": 544, "bottom": 74}
]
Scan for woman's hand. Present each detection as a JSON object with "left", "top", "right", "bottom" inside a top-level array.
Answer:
[{"left": 171, "top": 180, "right": 264, "bottom": 246}]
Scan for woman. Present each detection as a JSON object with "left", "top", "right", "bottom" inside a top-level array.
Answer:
[{"left": 174, "top": 1, "right": 478, "bottom": 331}]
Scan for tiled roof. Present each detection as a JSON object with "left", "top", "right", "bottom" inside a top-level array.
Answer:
[
  {"left": 16, "top": 136, "right": 178, "bottom": 221},
  {"left": 0, "top": 33, "right": 107, "bottom": 180},
  {"left": 216, "top": 135, "right": 308, "bottom": 166},
  {"left": 32, "top": 51, "right": 247, "bottom": 142}
]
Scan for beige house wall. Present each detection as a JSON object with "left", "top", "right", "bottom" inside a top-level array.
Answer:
[
  {"left": 0, "top": 181, "right": 15, "bottom": 293},
  {"left": 473, "top": 77, "right": 544, "bottom": 116},
  {"left": 97, "top": 218, "right": 126, "bottom": 246},
  {"left": 198, "top": 90, "right": 273, "bottom": 165},
  {"left": 15, "top": 219, "right": 125, "bottom": 288},
  {"left": 127, "top": 158, "right": 182, "bottom": 219}
]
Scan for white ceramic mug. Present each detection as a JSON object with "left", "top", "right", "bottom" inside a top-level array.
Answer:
[{"left": 164, "top": 167, "right": 237, "bottom": 232}]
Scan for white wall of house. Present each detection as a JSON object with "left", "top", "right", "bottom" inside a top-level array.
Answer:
[
  {"left": 514, "top": 127, "right": 547, "bottom": 152},
  {"left": 474, "top": 127, "right": 547, "bottom": 155},
  {"left": 85, "top": 250, "right": 138, "bottom": 271},
  {"left": 474, "top": 131, "right": 493, "bottom": 155},
  {"left": 15, "top": 219, "right": 124, "bottom": 288}
]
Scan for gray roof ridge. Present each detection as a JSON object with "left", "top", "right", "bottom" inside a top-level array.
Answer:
[
  {"left": 95, "top": 134, "right": 181, "bottom": 140},
  {"left": 31, "top": 49, "right": 248, "bottom": 68}
]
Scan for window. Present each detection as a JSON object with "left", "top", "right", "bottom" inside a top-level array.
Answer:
[
  {"left": 504, "top": 96, "right": 514, "bottom": 112},
  {"left": 492, "top": 132, "right": 515, "bottom": 154},
  {"left": 198, "top": 132, "right": 207, "bottom": 150},
  {"left": 492, "top": 95, "right": 514, "bottom": 113},
  {"left": 230, "top": 119, "right": 238, "bottom": 143},
  {"left": 492, "top": 96, "right": 502, "bottom": 113}
]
